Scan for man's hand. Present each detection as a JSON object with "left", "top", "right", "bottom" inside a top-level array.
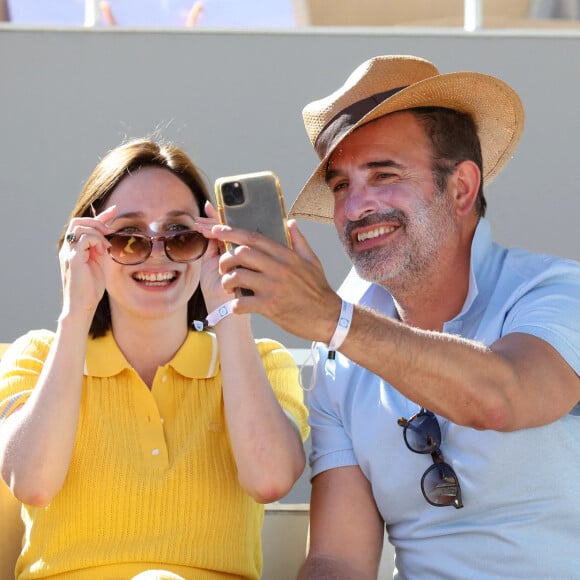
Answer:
[{"left": 207, "top": 219, "right": 342, "bottom": 343}]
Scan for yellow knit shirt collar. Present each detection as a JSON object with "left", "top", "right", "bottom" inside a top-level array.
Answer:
[{"left": 84, "top": 330, "right": 220, "bottom": 379}]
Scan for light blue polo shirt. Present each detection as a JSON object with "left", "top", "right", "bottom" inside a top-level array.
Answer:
[{"left": 308, "top": 219, "right": 580, "bottom": 579}]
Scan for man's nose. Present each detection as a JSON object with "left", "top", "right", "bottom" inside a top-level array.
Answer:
[{"left": 344, "top": 185, "right": 380, "bottom": 222}]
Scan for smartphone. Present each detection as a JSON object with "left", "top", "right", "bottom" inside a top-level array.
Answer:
[{"left": 214, "top": 170, "right": 292, "bottom": 296}]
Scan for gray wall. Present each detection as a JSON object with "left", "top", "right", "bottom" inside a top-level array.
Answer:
[{"left": 1, "top": 26, "right": 579, "bottom": 345}]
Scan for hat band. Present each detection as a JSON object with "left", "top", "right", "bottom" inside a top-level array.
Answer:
[{"left": 314, "top": 86, "right": 407, "bottom": 159}]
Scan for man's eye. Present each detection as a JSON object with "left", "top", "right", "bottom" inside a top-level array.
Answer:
[{"left": 331, "top": 181, "right": 349, "bottom": 193}]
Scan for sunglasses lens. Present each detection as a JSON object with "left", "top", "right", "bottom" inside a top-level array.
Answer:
[
  {"left": 404, "top": 412, "right": 441, "bottom": 453},
  {"left": 165, "top": 232, "right": 208, "bottom": 262},
  {"left": 421, "top": 463, "right": 463, "bottom": 508},
  {"left": 107, "top": 234, "right": 150, "bottom": 264}
]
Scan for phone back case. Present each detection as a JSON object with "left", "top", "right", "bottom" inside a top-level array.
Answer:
[
  {"left": 214, "top": 171, "right": 291, "bottom": 249},
  {"left": 214, "top": 171, "right": 291, "bottom": 296}
]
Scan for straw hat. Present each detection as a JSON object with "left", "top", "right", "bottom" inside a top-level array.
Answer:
[{"left": 289, "top": 55, "right": 525, "bottom": 223}]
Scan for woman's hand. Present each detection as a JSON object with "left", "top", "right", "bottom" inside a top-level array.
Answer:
[
  {"left": 195, "top": 202, "right": 236, "bottom": 313},
  {"left": 59, "top": 206, "right": 115, "bottom": 319}
]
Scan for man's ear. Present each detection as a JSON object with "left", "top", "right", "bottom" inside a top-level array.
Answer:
[{"left": 448, "top": 160, "right": 481, "bottom": 216}]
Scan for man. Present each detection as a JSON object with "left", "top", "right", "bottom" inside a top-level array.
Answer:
[{"left": 209, "top": 55, "right": 580, "bottom": 578}]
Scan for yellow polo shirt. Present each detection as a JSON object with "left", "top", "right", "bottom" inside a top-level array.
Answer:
[{"left": 0, "top": 329, "right": 309, "bottom": 579}]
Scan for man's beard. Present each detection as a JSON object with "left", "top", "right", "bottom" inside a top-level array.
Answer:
[{"left": 339, "top": 192, "right": 457, "bottom": 289}]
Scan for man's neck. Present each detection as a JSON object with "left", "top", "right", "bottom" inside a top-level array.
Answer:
[{"left": 388, "top": 242, "right": 473, "bottom": 331}]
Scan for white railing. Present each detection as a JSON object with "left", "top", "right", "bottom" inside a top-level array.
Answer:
[
  {"left": 464, "top": 0, "right": 483, "bottom": 30},
  {"left": 84, "top": 0, "right": 99, "bottom": 26}
]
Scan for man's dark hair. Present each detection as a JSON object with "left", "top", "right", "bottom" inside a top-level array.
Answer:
[{"left": 409, "top": 107, "right": 486, "bottom": 217}]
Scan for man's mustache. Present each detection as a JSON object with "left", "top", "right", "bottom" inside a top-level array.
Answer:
[{"left": 343, "top": 209, "right": 408, "bottom": 242}]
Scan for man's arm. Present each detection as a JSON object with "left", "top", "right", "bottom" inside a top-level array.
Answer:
[
  {"left": 205, "top": 222, "right": 580, "bottom": 431},
  {"left": 342, "top": 309, "right": 580, "bottom": 431},
  {"left": 299, "top": 466, "right": 385, "bottom": 580}
]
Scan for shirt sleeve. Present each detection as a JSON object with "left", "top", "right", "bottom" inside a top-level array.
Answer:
[
  {"left": 306, "top": 346, "right": 358, "bottom": 479},
  {"left": 503, "top": 259, "right": 580, "bottom": 376},
  {"left": 502, "top": 259, "right": 580, "bottom": 414},
  {"left": 0, "top": 330, "right": 53, "bottom": 422},
  {"left": 255, "top": 338, "right": 310, "bottom": 442}
]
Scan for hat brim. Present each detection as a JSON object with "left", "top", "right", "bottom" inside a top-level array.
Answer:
[{"left": 289, "top": 71, "right": 524, "bottom": 223}]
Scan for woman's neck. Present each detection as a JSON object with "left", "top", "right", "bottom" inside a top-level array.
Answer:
[{"left": 110, "top": 315, "right": 190, "bottom": 388}]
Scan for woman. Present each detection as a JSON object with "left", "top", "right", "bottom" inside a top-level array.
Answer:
[{"left": 0, "top": 138, "right": 308, "bottom": 579}]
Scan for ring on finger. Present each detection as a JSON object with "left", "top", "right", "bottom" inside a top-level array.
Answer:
[{"left": 66, "top": 232, "right": 77, "bottom": 245}]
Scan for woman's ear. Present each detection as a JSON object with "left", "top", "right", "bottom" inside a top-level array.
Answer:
[{"left": 448, "top": 160, "right": 481, "bottom": 216}]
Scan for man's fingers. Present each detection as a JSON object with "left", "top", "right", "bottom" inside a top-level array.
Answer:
[
  {"left": 287, "top": 219, "right": 322, "bottom": 265},
  {"left": 210, "top": 224, "right": 289, "bottom": 258}
]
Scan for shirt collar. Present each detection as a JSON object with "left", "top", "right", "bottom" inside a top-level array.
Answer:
[
  {"left": 84, "top": 330, "right": 219, "bottom": 379},
  {"left": 454, "top": 218, "right": 492, "bottom": 318}
]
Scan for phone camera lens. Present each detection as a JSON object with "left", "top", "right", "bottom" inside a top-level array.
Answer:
[{"left": 222, "top": 181, "right": 245, "bottom": 206}]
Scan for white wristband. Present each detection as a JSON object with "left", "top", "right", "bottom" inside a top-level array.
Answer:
[
  {"left": 328, "top": 300, "right": 353, "bottom": 351},
  {"left": 205, "top": 300, "right": 235, "bottom": 327}
]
